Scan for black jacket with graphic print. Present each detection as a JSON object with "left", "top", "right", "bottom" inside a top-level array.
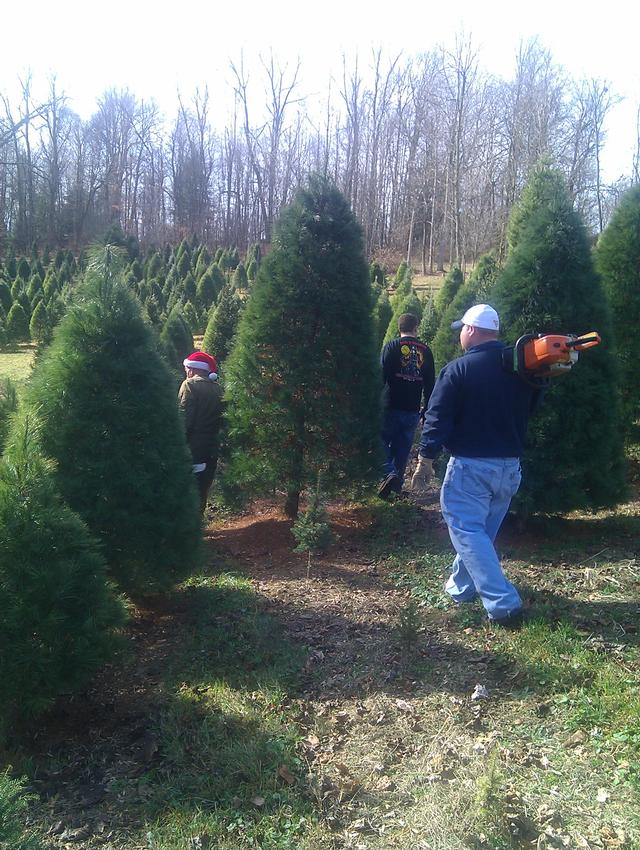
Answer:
[{"left": 381, "top": 335, "right": 435, "bottom": 413}]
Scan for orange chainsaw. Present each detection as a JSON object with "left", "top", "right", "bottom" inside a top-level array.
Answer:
[{"left": 503, "top": 332, "right": 601, "bottom": 386}]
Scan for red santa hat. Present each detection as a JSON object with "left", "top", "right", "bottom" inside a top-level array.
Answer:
[{"left": 183, "top": 351, "right": 219, "bottom": 380}]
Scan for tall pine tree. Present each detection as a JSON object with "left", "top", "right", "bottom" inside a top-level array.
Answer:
[
  {"left": 224, "top": 175, "right": 380, "bottom": 517},
  {"left": 492, "top": 167, "right": 626, "bottom": 514},
  {"left": 18, "top": 248, "right": 202, "bottom": 596},
  {"left": 594, "top": 184, "right": 640, "bottom": 436}
]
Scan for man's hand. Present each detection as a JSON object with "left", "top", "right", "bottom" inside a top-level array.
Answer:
[{"left": 410, "top": 457, "right": 434, "bottom": 493}]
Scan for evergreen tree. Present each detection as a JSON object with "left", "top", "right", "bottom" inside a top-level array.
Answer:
[
  {"left": 16, "top": 258, "right": 30, "bottom": 282},
  {"left": 431, "top": 254, "right": 500, "bottom": 370},
  {"left": 161, "top": 304, "right": 194, "bottom": 372},
  {"left": 42, "top": 270, "right": 59, "bottom": 302},
  {"left": 26, "top": 274, "right": 42, "bottom": 302},
  {"left": 0, "top": 770, "right": 44, "bottom": 848},
  {"left": 390, "top": 266, "right": 412, "bottom": 309},
  {"left": 16, "top": 292, "right": 31, "bottom": 320},
  {"left": 417, "top": 289, "right": 438, "bottom": 344},
  {"left": 146, "top": 252, "right": 164, "bottom": 280},
  {"left": 209, "top": 263, "right": 226, "bottom": 297},
  {"left": 182, "top": 300, "right": 200, "bottom": 334},
  {"left": 183, "top": 271, "right": 197, "bottom": 302},
  {"left": 177, "top": 250, "right": 191, "bottom": 278},
  {"left": 435, "top": 266, "right": 464, "bottom": 314},
  {"left": 196, "top": 271, "right": 217, "bottom": 309},
  {"left": 393, "top": 261, "right": 408, "bottom": 289},
  {"left": 0, "top": 418, "right": 126, "bottom": 722},
  {"left": 291, "top": 474, "right": 334, "bottom": 580},
  {"left": 228, "top": 246, "right": 240, "bottom": 270},
  {"left": 247, "top": 259, "right": 258, "bottom": 283},
  {"left": 373, "top": 288, "right": 393, "bottom": 350},
  {"left": 194, "top": 249, "right": 209, "bottom": 281},
  {"left": 492, "top": 167, "right": 626, "bottom": 514},
  {"left": 594, "top": 184, "right": 640, "bottom": 435},
  {"left": 20, "top": 248, "right": 202, "bottom": 595},
  {"left": 202, "top": 284, "right": 242, "bottom": 363},
  {"left": 28, "top": 300, "right": 51, "bottom": 345},
  {"left": 382, "top": 290, "right": 423, "bottom": 346},
  {"left": 10, "top": 279, "right": 22, "bottom": 301},
  {"left": 224, "top": 175, "right": 380, "bottom": 517},
  {"left": 232, "top": 261, "right": 248, "bottom": 290},
  {"left": 6, "top": 303, "right": 30, "bottom": 343},
  {"left": 130, "top": 258, "right": 143, "bottom": 281},
  {"left": 0, "top": 281, "right": 11, "bottom": 313}
]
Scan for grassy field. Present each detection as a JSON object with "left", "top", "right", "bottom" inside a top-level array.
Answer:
[{"left": 0, "top": 344, "right": 35, "bottom": 386}]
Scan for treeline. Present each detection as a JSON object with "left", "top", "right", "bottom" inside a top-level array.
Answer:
[{"left": 1, "top": 40, "right": 638, "bottom": 266}]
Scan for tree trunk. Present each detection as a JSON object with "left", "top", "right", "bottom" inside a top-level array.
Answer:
[{"left": 284, "top": 489, "right": 300, "bottom": 519}]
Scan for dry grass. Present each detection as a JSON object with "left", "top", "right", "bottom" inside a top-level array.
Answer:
[{"left": 0, "top": 345, "right": 35, "bottom": 385}]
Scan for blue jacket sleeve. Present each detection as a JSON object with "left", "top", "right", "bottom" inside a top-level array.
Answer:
[{"left": 417, "top": 364, "right": 460, "bottom": 459}]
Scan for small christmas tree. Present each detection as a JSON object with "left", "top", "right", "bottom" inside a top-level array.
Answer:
[
  {"left": 431, "top": 254, "right": 500, "bottom": 370},
  {"left": 291, "top": 476, "right": 334, "bottom": 579},
  {"left": 6, "top": 303, "right": 30, "bottom": 343},
  {"left": 435, "top": 266, "right": 464, "bottom": 314},
  {"left": 0, "top": 418, "right": 126, "bottom": 722},
  {"left": 232, "top": 262, "right": 248, "bottom": 290},
  {"left": 382, "top": 290, "right": 423, "bottom": 345},
  {"left": 373, "top": 288, "right": 393, "bottom": 350},
  {"left": 28, "top": 300, "right": 51, "bottom": 345},
  {"left": 202, "top": 284, "right": 242, "bottom": 363}
]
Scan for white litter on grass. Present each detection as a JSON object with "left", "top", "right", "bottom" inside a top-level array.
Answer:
[{"left": 471, "top": 684, "right": 490, "bottom": 700}]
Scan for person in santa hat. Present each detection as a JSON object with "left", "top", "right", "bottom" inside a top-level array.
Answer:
[{"left": 178, "top": 351, "right": 223, "bottom": 513}]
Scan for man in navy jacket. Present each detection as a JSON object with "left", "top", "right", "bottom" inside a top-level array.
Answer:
[{"left": 411, "top": 304, "right": 541, "bottom": 628}]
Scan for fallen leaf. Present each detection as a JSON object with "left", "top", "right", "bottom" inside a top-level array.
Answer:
[
  {"left": 251, "top": 795, "right": 265, "bottom": 807},
  {"left": 277, "top": 765, "right": 296, "bottom": 785},
  {"left": 471, "top": 684, "right": 489, "bottom": 700}
]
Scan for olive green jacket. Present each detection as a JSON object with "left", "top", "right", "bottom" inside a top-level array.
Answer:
[{"left": 177, "top": 375, "right": 223, "bottom": 463}]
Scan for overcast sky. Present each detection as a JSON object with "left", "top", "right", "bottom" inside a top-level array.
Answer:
[{"left": 2, "top": 0, "right": 638, "bottom": 181}]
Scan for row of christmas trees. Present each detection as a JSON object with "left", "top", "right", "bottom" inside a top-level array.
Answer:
[
  {"left": 0, "top": 168, "right": 638, "bottom": 732},
  {"left": 0, "top": 229, "right": 256, "bottom": 356}
]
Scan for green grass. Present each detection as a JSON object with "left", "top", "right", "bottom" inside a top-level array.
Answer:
[
  {"left": 10, "top": 567, "right": 330, "bottom": 850},
  {"left": 0, "top": 346, "right": 35, "bottom": 394},
  {"left": 125, "top": 571, "right": 324, "bottom": 849}
]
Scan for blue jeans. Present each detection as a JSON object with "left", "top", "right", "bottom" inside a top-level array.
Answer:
[
  {"left": 381, "top": 409, "right": 421, "bottom": 483},
  {"left": 440, "top": 456, "right": 523, "bottom": 620}
]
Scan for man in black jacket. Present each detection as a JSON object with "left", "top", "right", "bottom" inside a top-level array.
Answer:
[
  {"left": 378, "top": 312, "right": 435, "bottom": 499},
  {"left": 411, "top": 304, "right": 542, "bottom": 628}
]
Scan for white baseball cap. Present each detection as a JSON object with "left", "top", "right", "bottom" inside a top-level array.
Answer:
[{"left": 451, "top": 303, "right": 500, "bottom": 331}]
